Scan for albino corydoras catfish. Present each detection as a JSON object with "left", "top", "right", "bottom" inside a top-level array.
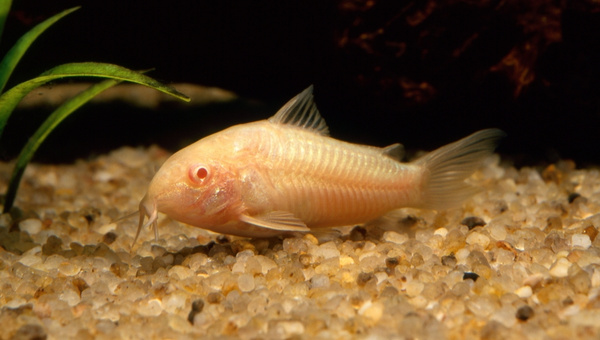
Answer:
[{"left": 135, "top": 86, "right": 504, "bottom": 243}]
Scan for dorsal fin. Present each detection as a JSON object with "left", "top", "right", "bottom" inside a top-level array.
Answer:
[
  {"left": 382, "top": 143, "right": 405, "bottom": 161},
  {"left": 268, "top": 85, "right": 330, "bottom": 136}
]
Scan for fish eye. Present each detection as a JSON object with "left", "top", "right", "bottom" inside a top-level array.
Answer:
[
  {"left": 189, "top": 164, "right": 210, "bottom": 184},
  {"left": 196, "top": 167, "right": 208, "bottom": 179}
]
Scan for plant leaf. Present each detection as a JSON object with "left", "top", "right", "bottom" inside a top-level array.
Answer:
[
  {"left": 0, "top": 0, "right": 12, "bottom": 43},
  {"left": 0, "top": 61, "right": 191, "bottom": 139},
  {"left": 0, "top": 6, "right": 80, "bottom": 93},
  {"left": 2, "top": 78, "right": 122, "bottom": 213}
]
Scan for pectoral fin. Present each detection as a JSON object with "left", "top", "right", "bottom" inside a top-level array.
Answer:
[{"left": 240, "top": 211, "right": 311, "bottom": 232}]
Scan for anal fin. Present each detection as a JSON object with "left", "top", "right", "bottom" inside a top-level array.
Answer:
[{"left": 240, "top": 211, "right": 311, "bottom": 232}]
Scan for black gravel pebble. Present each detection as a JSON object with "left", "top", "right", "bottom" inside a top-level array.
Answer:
[
  {"left": 463, "top": 272, "right": 480, "bottom": 281},
  {"left": 461, "top": 217, "right": 486, "bottom": 230}
]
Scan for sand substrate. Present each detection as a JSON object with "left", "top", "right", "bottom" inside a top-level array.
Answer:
[{"left": 1, "top": 146, "right": 600, "bottom": 339}]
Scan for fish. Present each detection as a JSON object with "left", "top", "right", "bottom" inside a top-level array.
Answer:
[{"left": 134, "top": 86, "right": 504, "bottom": 243}]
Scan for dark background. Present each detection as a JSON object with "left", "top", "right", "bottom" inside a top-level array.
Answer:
[{"left": 1, "top": 0, "right": 599, "bottom": 166}]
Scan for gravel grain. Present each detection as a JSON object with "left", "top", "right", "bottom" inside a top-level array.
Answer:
[{"left": 1, "top": 148, "right": 599, "bottom": 339}]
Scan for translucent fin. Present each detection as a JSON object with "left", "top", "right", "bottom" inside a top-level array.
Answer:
[
  {"left": 240, "top": 211, "right": 311, "bottom": 232},
  {"left": 132, "top": 196, "right": 158, "bottom": 251},
  {"left": 111, "top": 210, "right": 138, "bottom": 223},
  {"left": 414, "top": 129, "right": 505, "bottom": 210},
  {"left": 382, "top": 143, "right": 405, "bottom": 161},
  {"left": 309, "top": 229, "right": 343, "bottom": 242},
  {"left": 268, "top": 85, "right": 330, "bottom": 136}
]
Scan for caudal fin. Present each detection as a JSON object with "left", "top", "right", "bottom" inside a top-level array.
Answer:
[{"left": 414, "top": 129, "right": 505, "bottom": 210}]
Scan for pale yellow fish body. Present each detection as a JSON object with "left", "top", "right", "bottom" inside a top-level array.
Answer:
[{"left": 137, "top": 86, "right": 503, "bottom": 241}]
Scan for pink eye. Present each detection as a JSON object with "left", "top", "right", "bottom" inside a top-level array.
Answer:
[
  {"left": 196, "top": 167, "right": 208, "bottom": 179},
  {"left": 189, "top": 165, "right": 210, "bottom": 183}
]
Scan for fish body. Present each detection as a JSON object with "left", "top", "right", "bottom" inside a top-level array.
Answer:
[{"left": 137, "top": 86, "right": 504, "bottom": 240}]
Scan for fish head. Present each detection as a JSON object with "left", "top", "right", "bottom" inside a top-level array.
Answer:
[{"left": 138, "top": 138, "right": 242, "bottom": 238}]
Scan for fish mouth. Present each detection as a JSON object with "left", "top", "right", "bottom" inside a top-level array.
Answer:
[{"left": 132, "top": 194, "right": 158, "bottom": 249}]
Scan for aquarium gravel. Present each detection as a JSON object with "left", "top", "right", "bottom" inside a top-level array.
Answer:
[{"left": 1, "top": 146, "right": 600, "bottom": 339}]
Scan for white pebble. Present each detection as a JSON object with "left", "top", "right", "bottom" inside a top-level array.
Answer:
[
  {"left": 434, "top": 227, "right": 448, "bottom": 238},
  {"left": 312, "top": 242, "right": 340, "bottom": 260},
  {"left": 490, "top": 305, "right": 517, "bottom": 328},
  {"left": 409, "top": 295, "right": 428, "bottom": 309},
  {"left": 186, "top": 253, "right": 208, "bottom": 271},
  {"left": 374, "top": 272, "right": 388, "bottom": 285},
  {"left": 231, "top": 257, "right": 248, "bottom": 273},
  {"left": 60, "top": 289, "right": 81, "bottom": 306},
  {"left": 310, "top": 274, "right": 330, "bottom": 288},
  {"left": 168, "top": 315, "right": 193, "bottom": 334},
  {"left": 572, "top": 234, "right": 591, "bottom": 249},
  {"left": 137, "top": 298, "right": 164, "bottom": 317},
  {"left": 255, "top": 255, "right": 277, "bottom": 275},
  {"left": 571, "top": 310, "right": 600, "bottom": 327},
  {"left": 236, "top": 249, "right": 255, "bottom": 259},
  {"left": 562, "top": 304, "right": 581, "bottom": 317},
  {"left": 455, "top": 248, "right": 471, "bottom": 264},
  {"left": 466, "top": 231, "right": 490, "bottom": 248},
  {"left": 42, "top": 255, "right": 65, "bottom": 271},
  {"left": 58, "top": 262, "right": 81, "bottom": 276},
  {"left": 162, "top": 292, "right": 187, "bottom": 313},
  {"left": 168, "top": 265, "right": 193, "bottom": 280},
  {"left": 58, "top": 172, "right": 77, "bottom": 189},
  {"left": 19, "top": 218, "right": 42, "bottom": 235},
  {"left": 466, "top": 296, "right": 497, "bottom": 317},
  {"left": 549, "top": 258, "right": 571, "bottom": 278},
  {"left": 5, "top": 298, "right": 27, "bottom": 309},
  {"left": 523, "top": 273, "right": 544, "bottom": 287},
  {"left": 105, "top": 277, "right": 122, "bottom": 295},
  {"left": 339, "top": 255, "right": 355, "bottom": 266},
  {"left": 97, "top": 223, "right": 117, "bottom": 234},
  {"left": 358, "top": 300, "right": 384, "bottom": 322},
  {"left": 37, "top": 171, "right": 58, "bottom": 186},
  {"left": 488, "top": 224, "right": 507, "bottom": 241},
  {"left": 405, "top": 281, "right": 425, "bottom": 297},
  {"left": 514, "top": 285, "right": 532, "bottom": 298},
  {"left": 275, "top": 321, "right": 305, "bottom": 337},
  {"left": 383, "top": 231, "right": 408, "bottom": 245},
  {"left": 238, "top": 273, "right": 255, "bottom": 292},
  {"left": 93, "top": 170, "right": 115, "bottom": 182},
  {"left": 111, "top": 147, "right": 149, "bottom": 168},
  {"left": 18, "top": 254, "right": 42, "bottom": 267}
]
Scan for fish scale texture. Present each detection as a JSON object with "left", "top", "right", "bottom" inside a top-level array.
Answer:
[{"left": 253, "top": 123, "right": 415, "bottom": 226}]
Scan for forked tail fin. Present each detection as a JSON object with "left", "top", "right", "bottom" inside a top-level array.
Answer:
[{"left": 414, "top": 129, "right": 505, "bottom": 210}]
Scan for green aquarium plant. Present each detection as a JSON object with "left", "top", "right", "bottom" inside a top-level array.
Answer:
[{"left": 0, "top": 3, "right": 190, "bottom": 213}]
